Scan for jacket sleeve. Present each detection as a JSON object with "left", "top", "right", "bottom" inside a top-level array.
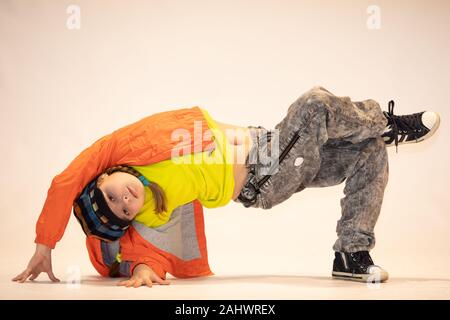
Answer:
[
  {"left": 118, "top": 228, "right": 170, "bottom": 279},
  {"left": 85, "top": 236, "right": 167, "bottom": 279},
  {"left": 85, "top": 200, "right": 213, "bottom": 280},
  {"left": 35, "top": 134, "right": 117, "bottom": 248}
]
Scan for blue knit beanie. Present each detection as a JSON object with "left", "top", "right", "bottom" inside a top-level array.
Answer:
[{"left": 73, "top": 166, "right": 150, "bottom": 242}]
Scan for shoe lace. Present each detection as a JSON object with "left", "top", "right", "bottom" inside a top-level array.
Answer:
[
  {"left": 384, "top": 100, "right": 423, "bottom": 153},
  {"left": 350, "top": 251, "right": 374, "bottom": 270}
]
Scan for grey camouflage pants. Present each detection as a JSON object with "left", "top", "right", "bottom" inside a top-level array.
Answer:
[{"left": 235, "top": 86, "right": 389, "bottom": 253}]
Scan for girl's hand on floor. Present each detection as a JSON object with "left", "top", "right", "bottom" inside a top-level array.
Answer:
[
  {"left": 12, "top": 244, "right": 60, "bottom": 283},
  {"left": 117, "top": 263, "right": 170, "bottom": 288}
]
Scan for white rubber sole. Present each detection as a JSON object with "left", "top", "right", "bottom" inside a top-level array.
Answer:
[{"left": 332, "top": 270, "right": 389, "bottom": 283}]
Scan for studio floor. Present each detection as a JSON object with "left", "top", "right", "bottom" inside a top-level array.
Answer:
[{"left": 2, "top": 272, "right": 450, "bottom": 300}]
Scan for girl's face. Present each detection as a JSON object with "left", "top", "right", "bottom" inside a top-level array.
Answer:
[{"left": 96, "top": 172, "right": 145, "bottom": 220}]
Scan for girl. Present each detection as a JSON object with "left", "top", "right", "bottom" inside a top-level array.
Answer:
[{"left": 13, "top": 86, "right": 440, "bottom": 286}]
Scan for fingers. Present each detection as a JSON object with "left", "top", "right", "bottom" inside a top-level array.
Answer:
[
  {"left": 133, "top": 279, "right": 143, "bottom": 288},
  {"left": 116, "top": 280, "right": 130, "bottom": 287},
  {"left": 12, "top": 270, "right": 27, "bottom": 282},
  {"left": 153, "top": 275, "right": 171, "bottom": 286},
  {"left": 29, "top": 273, "right": 39, "bottom": 281},
  {"left": 117, "top": 279, "right": 138, "bottom": 288},
  {"left": 47, "top": 270, "right": 60, "bottom": 282},
  {"left": 12, "top": 270, "right": 59, "bottom": 283},
  {"left": 117, "top": 279, "right": 133, "bottom": 287},
  {"left": 144, "top": 278, "right": 153, "bottom": 288},
  {"left": 18, "top": 274, "right": 31, "bottom": 283},
  {"left": 116, "top": 278, "right": 155, "bottom": 288},
  {"left": 12, "top": 269, "right": 33, "bottom": 283}
]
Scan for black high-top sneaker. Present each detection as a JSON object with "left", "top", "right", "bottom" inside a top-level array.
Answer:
[
  {"left": 332, "top": 251, "right": 389, "bottom": 283},
  {"left": 382, "top": 100, "right": 440, "bottom": 151}
]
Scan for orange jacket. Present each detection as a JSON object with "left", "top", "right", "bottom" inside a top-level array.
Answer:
[
  {"left": 36, "top": 106, "right": 213, "bottom": 249},
  {"left": 36, "top": 106, "right": 215, "bottom": 278}
]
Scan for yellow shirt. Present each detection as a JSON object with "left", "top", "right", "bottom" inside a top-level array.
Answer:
[{"left": 131, "top": 108, "right": 235, "bottom": 228}]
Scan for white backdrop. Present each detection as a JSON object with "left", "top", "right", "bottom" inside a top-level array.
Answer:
[{"left": 1, "top": 0, "right": 449, "bottom": 287}]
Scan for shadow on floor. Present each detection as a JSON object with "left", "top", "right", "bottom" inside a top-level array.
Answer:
[
  {"left": 72, "top": 274, "right": 450, "bottom": 288},
  {"left": 171, "top": 274, "right": 450, "bottom": 287}
]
